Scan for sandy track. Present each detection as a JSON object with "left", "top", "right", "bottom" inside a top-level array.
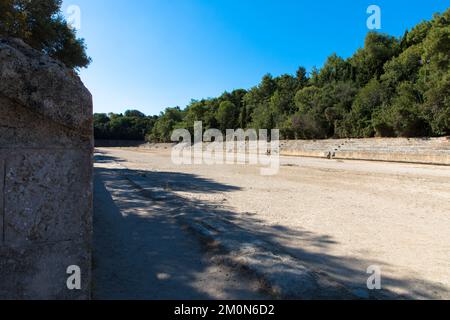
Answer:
[
  {"left": 93, "top": 167, "right": 269, "bottom": 299},
  {"left": 95, "top": 147, "right": 450, "bottom": 299}
]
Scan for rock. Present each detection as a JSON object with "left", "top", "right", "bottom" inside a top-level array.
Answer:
[
  {"left": 0, "top": 37, "right": 93, "bottom": 299},
  {"left": 0, "top": 38, "right": 92, "bottom": 136}
]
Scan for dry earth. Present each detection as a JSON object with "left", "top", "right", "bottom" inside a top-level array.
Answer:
[{"left": 94, "top": 147, "right": 450, "bottom": 299}]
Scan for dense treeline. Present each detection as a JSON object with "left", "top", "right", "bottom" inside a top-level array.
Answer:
[
  {"left": 95, "top": 9, "right": 450, "bottom": 142},
  {"left": 94, "top": 111, "right": 158, "bottom": 140}
]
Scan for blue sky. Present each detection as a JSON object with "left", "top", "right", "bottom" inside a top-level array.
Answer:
[{"left": 62, "top": 0, "right": 450, "bottom": 115}]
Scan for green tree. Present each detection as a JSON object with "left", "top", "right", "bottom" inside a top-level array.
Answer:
[
  {"left": 316, "top": 54, "right": 353, "bottom": 86},
  {"left": 148, "top": 107, "right": 184, "bottom": 142},
  {"left": 381, "top": 45, "right": 423, "bottom": 88},
  {"left": 422, "top": 71, "right": 450, "bottom": 135},
  {"left": 294, "top": 86, "right": 331, "bottom": 138},
  {"left": 124, "top": 110, "right": 146, "bottom": 118},
  {"left": 93, "top": 113, "right": 111, "bottom": 139},
  {"left": 336, "top": 79, "right": 388, "bottom": 138},
  {"left": 350, "top": 32, "right": 400, "bottom": 86},
  {"left": 216, "top": 101, "right": 238, "bottom": 132},
  {"left": 418, "top": 9, "right": 450, "bottom": 135},
  {"left": 0, "top": 0, "right": 90, "bottom": 69},
  {"left": 296, "top": 66, "right": 309, "bottom": 88},
  {"left": 385, "top": 82, "right": 430, "bottom": 137}
]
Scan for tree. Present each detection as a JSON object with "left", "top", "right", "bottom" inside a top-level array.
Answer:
[
  {"left": 147, "top": 107, "right": 184, "bottom": 142},
  {"left": 381, "top": 45, "right": 423, "bottom": 88},
  {"left": 296, "top": 66, "right": 309, "bottom": 88},
  {"left": 0, "top": 0, "right": 90, "bottom": 70},
  {"left": 402, "top": 20, "right": 432, "bottom": 48},
  {"left": 336, "top": 79, "right": 388, "bottom": 138},
  {"left": 422, "top": 71, "right": 450, "bottom": 135},
  {"left": 315, "top": 54, "right": 353, "bottom": 86},
  {"left": 238, "top": 104, "right": 248, "bottom": 129},
  {"left": 251, "top": 101, "right": 275, "bottom": 131},
  {"left": 350, "top": 32, "right": 400, "bottom": 86},
  {"left": 124, "top": 110, "right": 146, "bottom": 118},
  {"left": 94, "top": 110, "right": 158, "bottom": 140},
  {"left": 272, "top": 74, "right": 299, "bottom": 114},
  {"left": 216, "top": 101, "right": 238, "bottom": 132},
  {"left": 294, "top": 86, "right": 331, "bottom": 138},
  {"left": 390, "top": 97, "right": 430, "bottom": 137},
  {"left": 93, "top": 113, "right": 111, "bottom": 139},
  {"left": 417, "top": 9, "right": 450, "bottom": 136},
  {"left": 323, "top": 81, "right": 359, "bottom": 137}
]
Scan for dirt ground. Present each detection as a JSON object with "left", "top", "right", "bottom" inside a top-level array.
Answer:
[
  {"left": 93, "top": 163, "right": 269, "bottom": 300},
  {"left": 94, "top": 147, "right": 450, "bottom": 299}
]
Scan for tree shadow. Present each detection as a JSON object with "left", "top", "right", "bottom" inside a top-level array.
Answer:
[
  {"left": 94, "top": 152, "right": 127, "bottom": 164},
  {"left": 93, "top": 150, "right": 449, "bottom": 300},
  {"left": 93, "top": 166, "right": 265, "bottom": 300}
]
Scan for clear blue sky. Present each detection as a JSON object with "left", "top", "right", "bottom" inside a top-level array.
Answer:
[{"left": 62, "top": 0, "right": 449, "bottom": 116}]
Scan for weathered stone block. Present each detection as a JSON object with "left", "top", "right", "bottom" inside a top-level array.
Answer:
[
  {"left": 4, "top": 150, "right": 92, "bottom": 245},
  {"left": 0, "top": 240, "right": 91, "bottom": 300},
  {"left": 0, "top": 159, "right": 4, "bottom": 242},
  {"left": 0, "top": 97, "right": 91, "bottom": 150},
  {"left": 0, "top": 37, "right": 92, "bottom": 299}
]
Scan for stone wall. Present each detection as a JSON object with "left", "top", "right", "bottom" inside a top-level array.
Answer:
[
  {"left": 280, "top": 138, "right": 450, "bottom": 165},
  {"left": 117, "top": 138, "right": 450, "bottom": 166},
  {"left": 0, "top": 38, "right": 93, "bottom": 299}
]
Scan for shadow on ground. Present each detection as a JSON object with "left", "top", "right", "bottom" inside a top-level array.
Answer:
[{"left": 93, "top": 151, "right": 449, "bottom": 300}]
